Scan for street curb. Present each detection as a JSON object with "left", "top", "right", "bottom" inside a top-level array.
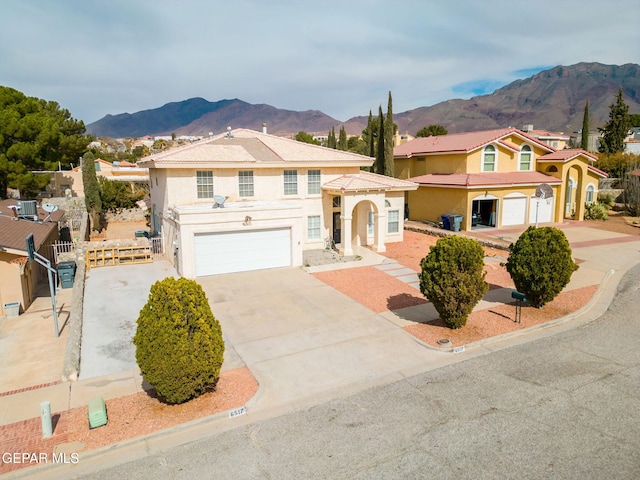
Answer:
[{"left": 400, "top": 268, "right": 617, "bottom": 354}]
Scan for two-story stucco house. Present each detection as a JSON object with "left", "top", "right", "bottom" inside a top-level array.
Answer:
[
  {"left": 394, "top": 128, "right": 607, "bottom": 231},
  {"left": 139, "top": 128, "right": 417, "bottom": 278}
]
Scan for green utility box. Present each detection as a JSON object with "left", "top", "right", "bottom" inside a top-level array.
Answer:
[
  {"left": 88, "top": 396, "right": 108, "bottom": 429},
  {"left": 57, "top": 261, "right": 76, "bottom": 289}
]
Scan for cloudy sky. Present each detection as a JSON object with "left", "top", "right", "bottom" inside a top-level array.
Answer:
[{"left": 2, "top": 0, "right": 639, "bottom": 125}]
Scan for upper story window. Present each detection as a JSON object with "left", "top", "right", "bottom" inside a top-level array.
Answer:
[
  {"left": 284, "top": 169, "right": 298, "bottom": 195},
  {"left": 482, "top": 145, "right": 496, "bottom": 172},
  {"left": 519, "top": 145, "right": 532, "bottom": 171},
  {"left": 196, "top": 170, "right": 214, "bottom": 199},
  {"left": 308, "top": 169, "right": 321, "bottom": 195},
  {"left": 586, "top": 184, "right": 595, "bottom": 204},
  {"left": 238, "top": 170, "right": 254, "bottom": 197}
]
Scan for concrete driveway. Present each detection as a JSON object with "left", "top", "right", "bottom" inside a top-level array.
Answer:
[{"left": 197, "top": 267, "right": 437, "bottom": 409}]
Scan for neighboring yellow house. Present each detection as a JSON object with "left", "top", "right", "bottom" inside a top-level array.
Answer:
[
  {"left": 394, "top": 128, "right": 607, "bottom": 231},
  {"left": 139, "top": 128, "right": 417, "bottom": 278}
]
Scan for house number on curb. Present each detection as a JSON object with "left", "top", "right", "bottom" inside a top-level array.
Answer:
[
  {"left": 229, "top": 406, "right": 247, "bottom": 418},
  {"left": 453, "top": 346, "right": 465, "bottom": 354}
]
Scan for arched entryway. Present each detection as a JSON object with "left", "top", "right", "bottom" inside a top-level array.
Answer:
[{"left": 564, "top": 165, "right": 583, "bottom": 219}]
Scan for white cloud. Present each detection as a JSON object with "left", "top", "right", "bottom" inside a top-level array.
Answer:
[{"left": 1, "top": 0, "right": 638, "bottom": 124}]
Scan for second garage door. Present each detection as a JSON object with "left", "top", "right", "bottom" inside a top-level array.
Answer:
[
  {"left": 501, "top": 196, "right": 527, "bottom": 226},
  {"left": 194, "top": 228, "right": 291, "bottom": 276}
]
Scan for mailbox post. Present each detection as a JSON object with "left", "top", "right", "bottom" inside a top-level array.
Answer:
[{"left": 511, "top": 291, "right": 528, "bottom": 323}]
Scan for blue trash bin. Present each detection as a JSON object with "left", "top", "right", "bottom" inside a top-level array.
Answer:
[{"left": 441, "top": 214, "right": 451, "bottom": 230}]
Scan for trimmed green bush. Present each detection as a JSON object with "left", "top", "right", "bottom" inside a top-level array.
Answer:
[
  {"left": 506, "top": 226, "right": 578, "bottom": 308},
  {"left": 419, "top": 235, "right": 489, "bottom": 329},
  {"left": 133, "top": 277, "right": 225, "bottom": 404},
  {"left": 584, "top": 202, "right": 608, "bottom": 220}
]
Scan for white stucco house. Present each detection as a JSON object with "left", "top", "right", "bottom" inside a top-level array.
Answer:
[{"left": 138, "top": 128, "right": 417, "bottom": 278}]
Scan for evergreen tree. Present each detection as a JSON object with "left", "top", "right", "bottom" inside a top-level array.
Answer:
[
  {"left": 82, "top": 151, "right": 102, "bottom": 231},
  {"left": 338, "top": 125, "right": 348, "bottom": 151},
  {"left": 581, "top": 101, "right": 590, "bottom": 151},
  {"left": 375, "top": 105, "right": 385, "bottom": 174},
  {"left": 327, "top": 127, "right": 337, "bottom": 149},
  {"left": 384, "top": 91, "right": 395, "bottom": 177},
  {"left": 417, "top": 124, "right": 448, "bottom": 137},
  {"left": 366, "top": 110, "right": 375, "bottom": 158},
  {"left": 599, "top": 87, "right": 631, "bottom": 154}
]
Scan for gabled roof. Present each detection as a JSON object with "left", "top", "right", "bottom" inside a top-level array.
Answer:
[
  {"left": 322, "top": 171, "right": 418, "bottom": 192},
  {"left": 139, "top": 129, "right": 374, "bottom": 168},
  {"left": 408, "top": 171, "right": 562, "bottom": 188},
  {"left": 0, "top": 200, "right": 64, "bottom": 255},
  {"left": 394, "top": 128, "right": 555, "bottom": 158},
  {"left": 538, "top": 148, "right": 598, "bottom": 162},
  {"left": 528, "top": 129, "right": 570, "bottom": 140}
]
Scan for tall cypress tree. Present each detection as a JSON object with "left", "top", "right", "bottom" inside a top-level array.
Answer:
[
  {"left": 581, "top": 101, "right": 590, "bottom": 151},
  {"left": 375, "top": 105, "right": 385, "bottom": 174},
  {"left": 338, "top": 125, "right": 348, "bottom": 151},
  {"left": 384, "top": 91, "right": 395, "bottom": 177},
  {"left": 599, "top": 87, "right": 631, "bottom": 154},
  {"left": 367, "top": 110, "right": 375, "bottom": 157},
  {"left": 327, "top": 127, "right": 337, "bottom": 149},
  {"left": 82, "top": 151, "right": 102, "bottom": 231}
]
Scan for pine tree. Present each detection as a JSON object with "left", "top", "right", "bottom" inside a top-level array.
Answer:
[
  {"left": 375, "top": 105, "right": 385, "bottom": 174},
  {"left": 599, "top": 88, "right": 631, "bottom": 154},
  {"left": 384, "top": 91, "right": 395, "bottom": 177},
  {"left": 581, "top": 101, "right": 590, "bottom": 151},
  {"left": 338, "top": 125, "right": 348, "bottom": 151},
  {"left": 82, "top": 151, "right": 102, "bottom": 231}
]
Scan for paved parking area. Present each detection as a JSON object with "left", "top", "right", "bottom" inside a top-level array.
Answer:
[{"left": 80, "top": 261, "right": 177, "bottom": 379}]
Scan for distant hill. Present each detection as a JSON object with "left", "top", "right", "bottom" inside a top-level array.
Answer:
[
  {"left": 87, "top": 62, "right": 640, "bottom": 138},
  {"left": 86, "top": 98, "right": 340, "bottom": 138}
]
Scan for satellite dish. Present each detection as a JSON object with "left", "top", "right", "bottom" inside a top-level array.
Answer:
[
  {"left": 535, "top": 183, "right": 554, "bottom": 200},
  {"left": 212, "top": 195, "right": 228, "bottom": 208},
  {"left": 42, "top": 203, "right": 59, "bottom": 213}
]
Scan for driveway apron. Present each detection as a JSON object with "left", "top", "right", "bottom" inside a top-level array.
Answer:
[{"left": 197, "top": 267, "right": 437, "bottom": 408}]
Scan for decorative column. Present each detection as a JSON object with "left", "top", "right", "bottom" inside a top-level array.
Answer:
[{"left": 341, "top": 214, "right": 353, "bottom": 256}]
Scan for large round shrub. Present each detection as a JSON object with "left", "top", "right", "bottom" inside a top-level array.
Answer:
[
  {"left": 419, "top": 235, "right": 489, "bottom": 329},
  {"left": 133, "top": 277, "right": 225, "bottom": 404},
  {"left": 506, "top": 226, "right": 578, "bottom": 308}
]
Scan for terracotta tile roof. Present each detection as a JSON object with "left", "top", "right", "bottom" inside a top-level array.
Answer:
[
  {"left": 538, "top": 148, "right": 598, "bottom": 162},
  {"left": 408, "top": 171, "right": 562, "bottom": 188},
  {"left": 588, "top": 165, "right": 609, "bottom": 178},
  {"left": 139, "top": 129, "right": 374, "bottom": 168},
  {"left": 393, "top": 128, "right": 555, "bottom": 158},
  {"left": 322, "top": 171, "right": 418, "bottom": 192},
  {"left": 0, "top": 200, "right": 64, "bottom": 254},
  {"left": 529, "top": 129, "right": 570, "bottom": 140}
]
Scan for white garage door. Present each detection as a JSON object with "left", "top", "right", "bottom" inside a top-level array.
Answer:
[
  {"left": 501, "top": 197, "right": 527, "bottom": 226},
  {"left": 529, "top": 196, "right": 554, "bottom": 224},
  {"left": 194, "top": 228, "right": 291, "bottom": 276}
]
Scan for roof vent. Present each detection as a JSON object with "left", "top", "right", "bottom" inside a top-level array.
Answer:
[
  {"left": 262, "top": 123, "right": 267, "bottom": 134},
  {"left": 17, "top": 200, "right": 38, "bottom": 221}
]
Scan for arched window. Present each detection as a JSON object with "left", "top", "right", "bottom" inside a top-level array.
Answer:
[
  {"left": 546, "top": 165, "right": 558, "bottom": 173},
  {"left": 519, "top": 145, "right": 532, "bottom": 171},
  {"left": 482, "top": 145, "right": 496, "bottom": 172},
  {"left": 586, "top": 184, "right": 595, "bottom": 204}
]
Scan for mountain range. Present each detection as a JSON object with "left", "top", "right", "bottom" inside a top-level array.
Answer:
[{"left": 86, "top": 62, "right": 640, "bottom": 139}]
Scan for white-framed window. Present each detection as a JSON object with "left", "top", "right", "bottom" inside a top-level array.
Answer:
[
  {"left": 238, "top": 170, "right": 254, "bottom": 197},
  {"left": 586, "top": 184, "right": 595, "bottom": 204},
  {"left": 519, "top": 145, "right": 532, "bottom": 171},
  {"left": 284, "top": 169, "right": 298, "bottom": 195},
  {"left": 482, "top": 145, "right": 496, "bottom": 172},
  {"left": 388, "top": 210, "right": 399, "bottom": 233},
  {"left": 308, "top": 169, "right": 321, "bottom": 195},
  {"left": 368, "top": 212, "right": 375, "bottom": 235},
  {"left": 196, "top": 170, "right": 214, "bottom": 199},
  {"left": 307, "top": 215, "right": 321, "bottom": 240}
]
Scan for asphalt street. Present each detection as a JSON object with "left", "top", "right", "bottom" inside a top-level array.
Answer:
[{"left": 78, "top": 263, "right": 640, "bottom": 480}]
